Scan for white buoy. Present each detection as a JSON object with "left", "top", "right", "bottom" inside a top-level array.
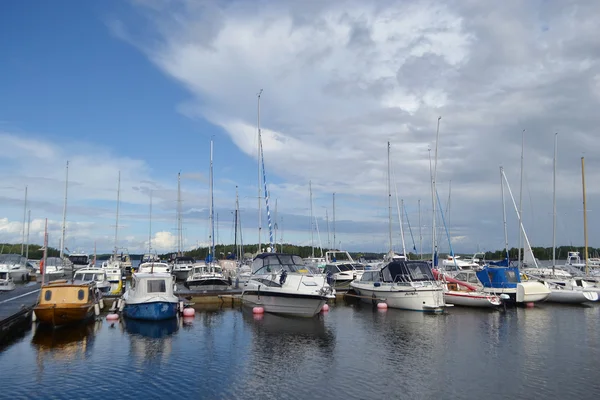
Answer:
[
  {"left": 118, "top": 299, "right": 125, "bottom": 312},
  {"left": 31, "top": 311, "right": 37, "bottom": 322},
  {"left": 94, "top": 303, "right": 100, "bottom": 316},
  {"left": 179, "top": 301, "right": 184, "bottom": 313},
  {"left": 106, "top": 313, "right": 119, "bottom": 321},
  {"left": 252, "top": 306, "right": 264, "bottom": 314},
  {"left": 377, "top": 302, "right": 388, "bottom": 310},
  {"left": 182, "top": 308, "right": 195, "bottom": 317},
  {"left": 321, "top": 304, "right": 330, "bottom": 312},
  {"left": 99, "top": 298, "right": 104, "bottom": 310}
]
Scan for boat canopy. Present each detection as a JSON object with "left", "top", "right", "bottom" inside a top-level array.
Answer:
[
  {"left": 324, "top": 263, "right": 354, "bottom": 274},
  {"left": 68, "top": 255, "right": 89, "bottom": 265},
  {"left": 476, "top": 266, "right": 521, "bottom": 288},
  {"left": 74, "top": 271, "right": 106, "bottom": 282},
  {"left": 191, "top": 264, "right": 223, "bottom": 274},
  {"left": 0, "top": 254, "right": 26, "bottom": 264},
  {"left": 174, "top": 256, "right": 195, "bottom": 264},
  {"left": 251, "top": 253, "right": 306, "bottom": 274},
  {"left": 382, "top": 261, "right": 436, "bottom": 282}
]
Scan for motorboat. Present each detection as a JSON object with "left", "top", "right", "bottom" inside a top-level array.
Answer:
[
  {"left": 72, "top": 267, "right": 112, "bottom": 295},
  {"left": 138, "top": 262, "right": 172, "bottom": 274},
  {"left": 122, "top": 272, "right": 179, "bottom": 321},
  {"left": 103, "top": 266, "right": 126, "bottom": 295},
  {"left": 67, "top": 252, "right": 92, "bottom": 270},
  {"left": 0, "top": 271, "right": 15, "bottom": 291},
  {"left": 304, "top": 257, "right": 326, "bottom": 270},
  {"left": 350, "top": 260, "right": 446, "bottom": 312},
  {"left": 171, "top": 256, "right": 195, "bottom": 281},
  {"left": 185, "top": 263, "right": 230, "bottom": 291},
  {"left": 474, "top": 266, "right": 550, "bottom": 304},
  {"left": 325, "top": 250, "right": 365, "bottom": 281},
  {"left": 34, "top": 280, "right": 100, "bottom": 326},
  {"left": 441, "top": 255, "right": 479, "bottom": 270},
  {"left": 323, "top": 263, "right": 357, "bottom": 290},
  {"left": 236, "top": 263, "right": 252, "bottom": 287},
  {"left": 0, "top": 254, "right": 29, "bottom": 282},
  {"left": 36, "top": 257, "right": 66, "bottom": 282},
  {"left": 543, "top": 282, "right": 599, "bottom": 304},
  {"left": 565, "top": 251, "right": 587, "bottom": 270},
  {"left": 241, "top": 253, "right": 334, "bottom": 317}
]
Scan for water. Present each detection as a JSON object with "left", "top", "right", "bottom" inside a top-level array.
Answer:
[{"left": 1, "top": 302, "right": 599, "bottom": 400}]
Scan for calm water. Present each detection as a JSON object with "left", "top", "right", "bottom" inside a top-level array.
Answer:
[{"left": 1, "top": 302, "right": 599, "bottom": 400}]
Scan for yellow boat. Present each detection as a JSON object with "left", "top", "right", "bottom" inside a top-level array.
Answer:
[{"left": 34, "top": 280, "right": 100, "bottom": 327}]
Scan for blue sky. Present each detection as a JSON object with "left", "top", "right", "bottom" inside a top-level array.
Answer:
[{"left": 1, "top": 1, "right": 599, "bottom": 256}]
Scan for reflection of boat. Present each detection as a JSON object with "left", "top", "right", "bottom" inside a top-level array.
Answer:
[
  {"left": 34, "top": 281, "right": 100, "bottom": 326},
  {"left": 122, "top": 272, "right": 179, "bottom": 321},
  {"left": 241, "top": 306, "right": 328, "bottom": 337},
  {"left": 32, "top": 320, "right": 98, "bottom": 357},
  {"left": 242, "top": 253, "right": 334, "bottom": 317},
  {"left": 123, "top": 317, "right": 179, "bottom": 338}
]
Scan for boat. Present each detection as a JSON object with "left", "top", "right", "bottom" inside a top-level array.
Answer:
[
  {"left": 0, "top": 254, "right": 30, "bottom": 282},
  {"left": 122, "top": 272, "right": 179, "bottom": 321},
  {"left": 543, "top": 282, "right": 598, "bottom": 303},
  {"left": 235, "top": 263, "right": 252, "bottom": 287},
  {"left": 324, "top": 250, "right": 365, "bottom": 281},
  {"left": 138, "top": 253, "right": 160, "bottom": 272},
  {"left": 138, "top": 262, "right": 172, "bottom": 274},
  {"left": 171, "top": 256, "right": 195, "bottom": 281},
  {"left": 36, "top": 257, "right": 66, "bottom": 282},
  {"left": 103, "top": 266, "right": 125, "bottom": 295},
  {"left": 441, "top": 255, "right": 478, "bottom": 270},
  {"left": 323, "top": 262, "right": 357, "bottom": 290},
  {"left": 72, "top": 267, "right": 112, "bottom": 295},
  {"left": 433, "top": 270, "right": 501, "bottom": 308},
  {"left": 34, "top": 280, "right": 100, "bottom": 326},
  {"left": 67, "top": 251, "right": 92, "bottom": 270},
  {"left": 185, "top": 263, "right": 230, "bottom": 291},
  {"left": 475, "top": 266, "right": 550, "bottom": 303},
  {"left": 241, "top": 253, "right": 334, "bottom": 317},
  {"left": 0, "top": 270, "right": 15, "bottom": 291}
]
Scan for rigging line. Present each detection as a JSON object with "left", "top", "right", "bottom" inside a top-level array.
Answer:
[{"left": 403, "top": 202, "right": 418, "bottom": 254}]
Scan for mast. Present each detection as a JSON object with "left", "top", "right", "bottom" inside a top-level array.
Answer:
[
  {"left": 234, "top": 186, "right": 239, "bottom": 259},
  {"left": 582, "top": 157, "right": 589, "bottom": 275},
  {"left": 209, "top": 138, "right": 215, "bottom": 260},
  {"left": 332, "top": 193, "right": 336, "bottom": 250},
  {"left": 274, "top": 199, "right": 278, "bottom": 253},
  {"left": 257, "top": 89, "right": 263, "bottom": 254},
  {"left": 60, "top": 161, "right": 69, "bottom": 259},
  {"left": 310, "top": 180, "right": 314, "bottom": 258},
  {"left": 148, "top": 191, "right": 153, "bottom": 255},
  {"left": 432, "top": 116, "right": 441, "bottom": 267},
  {"left": 418, "top": 199, "right": 422, "bottom": 259},
  {"left": 93, "top": 241, "right": 97, "bottom": 266},
  {"left": 518, "top": 129, "right": 525, "bottom": 267},
  {"left": 315, "top": 215, "right": 323, "bottom": 257},
  {"left": 552, "top": 133, "right": 557, "bottom": 273},
  {"left": 21, "top": 186, "right": 27, "bottom": 256},
  {"left": 500, "top": 167, "right": 510, "bottom": 261},
  {"left": 25, "top": 210, "right": 31, "bottom": 260},
  {"left": 114, "top": 171, "right": 121, "bottom": 257},
  {"left": 42, "top": 218, "right": 48, "bottom": 285},
  {"left": 259, "top": 132, "right": 274, "bottom": 252},
  {"left": 177, "top": 171, "right": 182, "bottom": 255},
  {"left": 325, "top": 209, "right": 331, "bottom": 249},
  {"left": 387, "top": 141, "right": 393, "bottom": 254}
]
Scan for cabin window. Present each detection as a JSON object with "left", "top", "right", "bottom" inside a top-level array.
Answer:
[
  {"left": 148, "top": 279, "right": 166, "bottom": 293},
  {"left": 78, "top": 289, "right": 85, "bottom": 300},
  {"left": 505, "top": 270, "right": 519, "bottom": 283},
  {"left": 44, "top": 290, "right": 52, "bottom": 301}
]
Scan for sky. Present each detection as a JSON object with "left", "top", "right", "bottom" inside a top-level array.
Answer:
[{"left": 0, "top": 0, "right": 599, "bottom": 256}]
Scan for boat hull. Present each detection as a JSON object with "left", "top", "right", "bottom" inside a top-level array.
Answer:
[
  {"left": 242, "top": 291, "right": 327, "bottom": 317},
  {"left": 545, "top": 289, "right": 599, "bottom": 304},
  {"left": 123, "top": 301, "right": 178, "bottom": 321},
  {"left": 351, "top": 284, "right": 446, "bottom": 312},
  {"left": 34, "top": 304, "right": 95, "bottom": 326},
  {"left": 173, "top": 270, "right": 191, "bottom": 281},
  {"left": 186, "top": 278, "right": 230, "bottom": 291},
  {"left": 444, "top": 291, "right": 501, "bottom": 308}
]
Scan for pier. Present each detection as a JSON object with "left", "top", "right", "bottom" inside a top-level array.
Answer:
[{"left": 0, "top": 283, "right": 40, "bottom": 345}]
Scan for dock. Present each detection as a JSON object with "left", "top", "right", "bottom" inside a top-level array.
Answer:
[{"left": 0, "top": 283, "right": 40, "bottom": 345}]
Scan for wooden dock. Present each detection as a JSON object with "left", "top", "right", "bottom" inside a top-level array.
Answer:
[{"left": 0, "top": 283, "right": 40, "bottom": 345}]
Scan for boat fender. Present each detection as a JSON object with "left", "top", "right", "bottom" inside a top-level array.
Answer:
[
  {"left": 99, "top": 298, "right": 104, "bottom": 310},
  {"left": 279, "top": 270, "right": 287, "bottom": 285},
  {"left": 377, "top": 302, "right": 388, "bottom": 310},
  {"left": 118, "top": 299, "right": 125, "bottom": 312},
  {"left": 31, "top": 311, "right": 37, "bottom": 322},
  {"left": 94, "top": 303, "right": 100, "bottom": 316},
  {"left": 183, "top": 308, "right": 195, "bottom": 317}
]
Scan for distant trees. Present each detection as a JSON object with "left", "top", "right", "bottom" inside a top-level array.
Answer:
[{"left": 0, "top": 243, "right": 60, "bottom": 259}]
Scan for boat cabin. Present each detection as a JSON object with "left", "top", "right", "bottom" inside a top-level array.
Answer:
[
  {"left": 130, "top": 273, "right": 175, "bottom": 296},
  {"left": 475, "top": 266, "right": 521, "bottom": 289},
  {"left": 453, "top": 270, "right": 481, "bottom": 285},
  {"left": 0, "top": 254, "right": 27, "bottom": 266},
  {"left": 138, "top": 262, "right": 171, "bottom": 274},
  {"left": 251, "top": 253, "right": 307, "bottom": 274},
  {"left": 190, "top": 264, "right": 224, "bottom": 275},
  {"left": 73, "top": 269, "right": 107, "bottom": 283},
  {"left": 359, "top": 261, "right": 436, "bottom": 283},
  {"left": 39, "top": 281, "right": 97, "bottom": 306},
  {"left": 174, "top": 256, "right": 195, "bottom": 265},
  {"left": 68, "top": 254, "right": 90, "bottom": 267}
]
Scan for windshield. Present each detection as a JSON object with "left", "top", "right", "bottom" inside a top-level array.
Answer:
[
  {"left": 69, "top": 255, "right": 89, "bottom": 265},
  {"left": 0, "top": 255, "right": 25, "bottom": 264},
  {"left": 337, "top": 264, "right": 354, "bottom": 272},
  {"left": 45, "top": 258, "right": 63, "bottom": 267},
  {"left": 251, "top": 254, "right": 306, "bottom": 274},
  {"left": 75, "top": 272, "right": 105, "bottom": 281},
  {"left": 383, "top": 261, "right": 435, "bottom": 282}
]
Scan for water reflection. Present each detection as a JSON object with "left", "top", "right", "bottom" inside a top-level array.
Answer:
[
  {"left": 123, "top": 318, "right": 179, "bottom": 338},
  {"left": 31, "top": 320, "right": 101, "bottom": 360},
  {"left": 124, "top": 318, "right": 179, "bottom": 365}
]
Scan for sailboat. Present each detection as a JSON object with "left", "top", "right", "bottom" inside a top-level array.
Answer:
[
  {"left": 351, "top": 141, "right": 446, "bottom": 312},
  {"left": 186, "top": 138, "right": 230, "bottom": 291}
]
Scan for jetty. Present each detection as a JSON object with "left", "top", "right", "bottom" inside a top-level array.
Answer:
[{"left": 0, "top": 283, "right": 40, "bottom": 344}]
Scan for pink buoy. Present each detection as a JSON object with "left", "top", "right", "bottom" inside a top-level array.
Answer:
[
  {"left": 253, "top": 313, "right": 264, "bottom": 321},
  {"left": 182, "top": 308, "right": 195, "bottom": 317},
  {"left": 252, "top": 306, "right": 264, "bottom": 314},
  {"left": 525, "top": 302, "right": 535, "bottom": 308},
  {"left": 377, "top": 302, "right": 388, "bottom": 310},
  {"left": 106, "top": 313, "right": 119, "bottom": 321},
  {"left": 321, "top": 304, "right": 330, "bottom": 312}
]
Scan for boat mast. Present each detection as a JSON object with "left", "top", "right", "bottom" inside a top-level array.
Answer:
[
  {"left": 25, "top": 210, "right": 31, "bottom": 260},
  {"left": 148, "top": 190, "right": 153, "bottom": 255},
  {"left": 114, "top": 171, "right": 121, "bottom": 258},
  {"left": 582, "top": 156, "right": 589, "bottom": 276},
  {"left": 332, "top": 193, "right": 336, "bottom": 250},
  {"left": 518, "top": 129, "right": 525, "bottom": 266},
  {"left": 274, "top": 199, "right": 278, "bottom": 253},
  {"left": 234, "top": 186, "right": 239, "bottom": 259},
  {"left": 500, "top": 167, "right": 509, "bottom": 261},
  {"left": 257, "top": 89, "right": 263, "bottom": 254},
  {"left": 209, "top": 138, "right": 215, "bottom": 261},
  {"left": 309, "top": 180, "right": 314, "bottom": 257},
  {"left": 42, "top": 218, "right": 48, "bottom": 285},
  {"left": 60, "top": 161, "right": 69, "bottom": 259},
  {"left": 325, "top": 209, "right": 331, "bottom": 249},
  {"left": 387, "top": 141, "right": 393, "bottom": 254},
  {"left": 177, "top": 171, "right": 182, "bottom": 256},
  {"left": 21, "top": 186, "right": 27, "bottom": 256},
  {"left": 552, "top": 133, "right": 557, "bottom": 274},
  {"left": 418, "top": 199, "right": 422, "bottom": 259},
  {"left": 431, "top": 116, "right": 441, "bottom": 267}
]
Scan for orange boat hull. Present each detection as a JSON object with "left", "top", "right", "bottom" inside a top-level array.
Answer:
[{"left": 34, "top": 304, "right": 95, "bottom": 326}]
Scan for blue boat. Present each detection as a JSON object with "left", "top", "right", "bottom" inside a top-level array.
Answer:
[
  {"left": 122, "top": 272, "right": 179, "bottom": 321},
  {"left": 475, "top": 265, "right": 550, "bottom": 303}
]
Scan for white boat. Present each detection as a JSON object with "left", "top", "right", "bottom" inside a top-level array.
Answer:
[
  {"left": 544, "top": 282, "right": 598, "bottom": 304},
  {"left": 323, "top": 263, "right": 357, "bottom": 290},
  {"left": 351, "top": 261, "right": 446, "bottom": 312},
  {"left": 0, "top": 270, "right": 15, "bottom": 291},
  {"left": 434, "top": 270, "right": 501, "bottom": 308},
  {"left": 171, "top": 256, "right": 195, "bottom": 281},
  {"left": 67, "top": 251, "right": 92, "bottom": 270},
  {"left": 36, "top": 257, "right": 66, "bottom": 281},
  {"left": 324, "top": 250, "right": 365, "bottom": 281},
  {"left": 236, "top": 263, "right": 252, "bottom": 287},
  {"left": 185, "top": 263, "right": 230, "bottom": 291},
  {"left": 0, "top": 254, "right": 30, "bottom": 282},
  {"left": 242, "top": 253, "right": 334, "bottom": 317},
  {"left": 103, "top": 266, "right": 125, "bottom": 295},
  {"left": 441, "top": 255, "right": 479, "bottom": 270},
  {"left": 138, "top": 262, "right": 172, "bottom": 274},
  {"left": 304, "top": 257, "right": 326, "bottom": 270},
  {"left": 73, "top": 267, "right": 112, "bottom": 295},
  {"left": 122, "top": 272, "right": 179, "bottom": 321}
]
